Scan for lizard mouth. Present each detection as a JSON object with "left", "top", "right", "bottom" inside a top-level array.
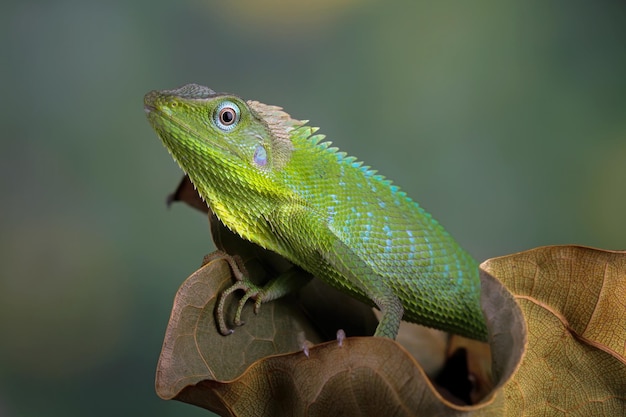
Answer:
[
  {"left": 145, "top": 101, "right": 236, "bottom": 162},
  {"left": 143, "top": 104, "right": 156, "bottom": 115}
]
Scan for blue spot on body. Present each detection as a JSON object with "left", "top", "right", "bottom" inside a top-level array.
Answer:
[
  {"left": 327, "top": 206, "right": 335, "bottom": 224},
  {"left": 363, "top": 224, "right": 371, "bottom": 243},
  {"left": 385, "top": 239, "right": 392, "bottom": 252},
  {"left": 424, "top": 236, "right": 435, "bottom": 261},
  {"left": 455, "top": 257, "right": 464, "bottom": 285},
  {"left": 379, "top": 201, "right": 386, "bottom": 208}
]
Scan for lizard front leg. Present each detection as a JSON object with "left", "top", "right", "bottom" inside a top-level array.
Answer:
[
  {"left": 270, "top": 204, "right": 405, "bottom": 339},
  {"left": 215, "top": 254, "right": 312, "bottom": 335}
]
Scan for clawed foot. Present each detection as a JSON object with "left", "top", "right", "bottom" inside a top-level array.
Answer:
[
  {"left": 216, "top": 279, "right": 265, "bottom": 335},
  {"left": 204, "top": 251, "right": 263, "bottom": 335},
  {"left": 208, "top": 251, "right": 308, "bottom": 336},
  {"left": 211, "top": 251, "right": 266, "bottom": 335}
]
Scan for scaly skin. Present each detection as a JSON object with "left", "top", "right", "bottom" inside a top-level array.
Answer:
[{"left": 144, "top": 84, "right": 488, "bottom": 340}]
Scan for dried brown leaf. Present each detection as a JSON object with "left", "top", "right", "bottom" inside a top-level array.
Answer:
[{"left": 481, "top": 245, "right": 626, "bottom": 416}]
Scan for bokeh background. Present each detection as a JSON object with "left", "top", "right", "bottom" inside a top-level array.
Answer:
[{"left": 2, "top": 1, "right": 625, "bottom": 416}]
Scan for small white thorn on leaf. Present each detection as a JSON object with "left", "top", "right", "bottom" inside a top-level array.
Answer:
[
  {"left": 297, "top": 331, "right": 313, "bottom": 358},
  {"left": 336, "top": 329, "right": 346, "bottom": 347}
]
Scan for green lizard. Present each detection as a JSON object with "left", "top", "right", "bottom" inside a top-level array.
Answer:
[{"left": 144, "top": 84, "right": 488, "bottom": 341}]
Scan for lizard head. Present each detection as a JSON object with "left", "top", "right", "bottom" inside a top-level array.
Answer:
[{"left": 144, "top": 84, "right": 307, "bottom": 205}]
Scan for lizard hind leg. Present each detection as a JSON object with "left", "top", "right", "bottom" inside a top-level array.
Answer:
[
  {"left": 325, "top": 240, "right": 405, "bottom": 339},
  {"left": 371, "top": 294, "right": 404, "bottom": 338}
]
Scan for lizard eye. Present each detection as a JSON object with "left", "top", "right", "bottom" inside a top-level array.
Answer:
[{"left": 214, "top": 101, "right": 240, "bottom": 131}]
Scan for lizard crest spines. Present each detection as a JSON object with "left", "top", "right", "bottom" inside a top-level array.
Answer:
[
  {"left": 246, "top": 100, "right": 307, "bottom": 171},
  {"left": 288, "top": 124, "right": 435, "bottom": 227}
]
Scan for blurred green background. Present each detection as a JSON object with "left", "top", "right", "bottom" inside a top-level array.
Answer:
[{"left": 1, "top": 1, "right": 625, "bottom": 416}]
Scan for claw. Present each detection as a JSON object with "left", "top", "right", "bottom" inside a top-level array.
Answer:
[
  {"left": 216, "top": 281, "right": 248, "bottom": 335},
  {"left": 203, "top": 251, "right": 248, "bottom": 280},
  {"left": 233, "top": 303, "right": 246, "bottom": 327},
  {"left": 216, "top": 278, "right": 264, "bottom": 335},
  {"left": 234, "top": 293, "right": 252, "bottom": 326},
  {"left": 209, "top": 251, "right": 257, "bottom": 335},
  {"left": 253, "top": 297, "right": 263, "bottom": 314}
]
